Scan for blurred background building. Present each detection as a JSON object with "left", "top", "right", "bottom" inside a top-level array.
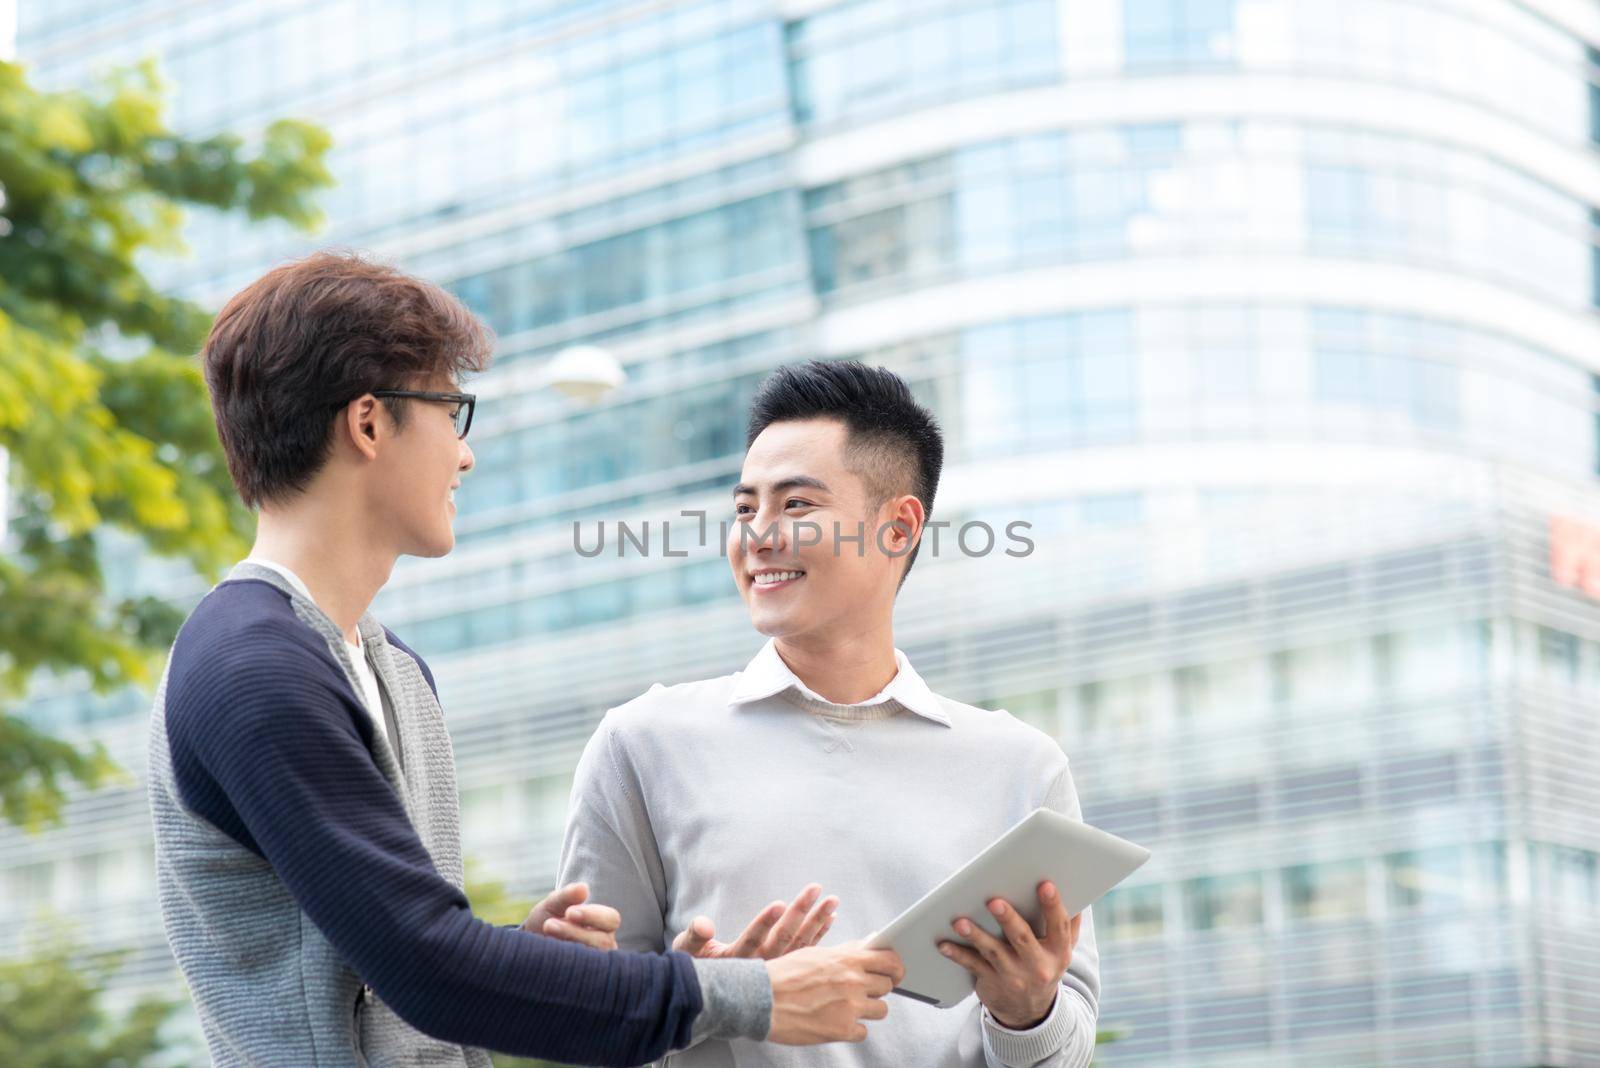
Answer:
[{"left": 7, "top": 0, "right": 1600, "bottom": 1064}]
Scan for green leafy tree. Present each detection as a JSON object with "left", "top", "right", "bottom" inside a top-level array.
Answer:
[
  {"left": 0, "top": 57, "right": 331, "bottom": 830},
  {"left": 0, "top": 929, "right": 183, "bottom": 1068}
]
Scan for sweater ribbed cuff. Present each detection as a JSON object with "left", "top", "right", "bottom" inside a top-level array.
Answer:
[
  {"left": 981, "top": 991, "right": 1072, "bottom": 1067},
  {"left": 688, "top": 957, "right": 772, "bottom": 1044}
]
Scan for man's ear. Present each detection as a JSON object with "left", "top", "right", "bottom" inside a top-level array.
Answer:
[
  {"left": 885, "top": 494, "right": 925, "bottom": 559},
  {"left": 340, "top": 395, "right": 383, "bottom": 462}
]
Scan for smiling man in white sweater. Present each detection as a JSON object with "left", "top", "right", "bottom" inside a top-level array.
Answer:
[{"left": 558, "top": 360, "right": 1099, "bottom": 1067}]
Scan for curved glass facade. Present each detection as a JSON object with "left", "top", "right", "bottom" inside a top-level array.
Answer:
[
  {"left": 805, "top": 123, "right": 1595, "bottom": 310},
  {"left": 787, "top": 0, "right": 1061, "bottom": 126},
  {"left": 9, "top": 1, "right": 1600, "bottom": 1064},
  {"left": 1126, "top": 0, "right": 1592, "bottom": 145}
]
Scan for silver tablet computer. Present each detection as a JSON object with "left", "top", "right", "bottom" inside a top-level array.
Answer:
[{"left": 865, "top": 808, "right": 1150, "bottom": 1008}]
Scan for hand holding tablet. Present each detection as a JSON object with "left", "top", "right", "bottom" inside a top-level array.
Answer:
[{"left": 865, "top": 808, "right": 1151, "bottom": 1008}]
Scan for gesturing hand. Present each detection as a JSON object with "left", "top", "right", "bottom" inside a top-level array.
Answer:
[
  {"left": 937, "top": 880, "right": 1081, "bottom": 1030},
  {"left": 673, "top": 883, "right": 838, "bottom": 960},
  {"left": 521, "top": 882, "right": 622, "bottom": 951},
  {"left": 765, "top": 940, "right": 904, "bottom": 1045}
]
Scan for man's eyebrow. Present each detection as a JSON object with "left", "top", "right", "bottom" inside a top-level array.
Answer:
[{"left": 732, "top": 476, "right": 832, "bottom": 496}]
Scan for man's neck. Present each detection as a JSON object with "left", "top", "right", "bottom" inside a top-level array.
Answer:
[
  {"left": 773, "top": 621, "right": 898, "bottom": 706},
  {"left": 250, "top": 502, "right": 396, "bottom": 645}
]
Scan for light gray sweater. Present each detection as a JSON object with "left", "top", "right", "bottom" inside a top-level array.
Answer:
[{"left": 557, "top": 647, "right": 1100, "bottom": 1068}]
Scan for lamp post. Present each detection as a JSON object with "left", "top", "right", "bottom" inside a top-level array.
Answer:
[{"left": 543, "top": 345, "right": 626, "bottom": 404}]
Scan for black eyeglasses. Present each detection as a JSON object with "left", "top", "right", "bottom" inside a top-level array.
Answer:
[{"left": 371, "top": 390, "right": 476, "bottom": 439}]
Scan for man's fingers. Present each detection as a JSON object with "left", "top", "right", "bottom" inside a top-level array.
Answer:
[
  {"left": 807, "top": 913, "right": 836, "bottom": 948},
  {"left": 566, "top": 903, "right": 621, "bottom": 933},
  {"left": 543, "top": 917, "right": 614, "bottom": 949},
  {"left": 762, "top": 884, "right": 822, "bottom": 956},
  {"left": 937, "top": 939, "right": 992, "bottom": 978},
  {"left": 729, "top": 902, "right": 785, "bottom": 956},
  {"left": 541, "top": 882, "right": 589, "bottom": 917},
  {"left": 954, "top": 917, "right": 1009, "bottom": 970},
  {"left": 860, "top": 997, "right": 889, "bottom": 1021},
  {"left": 520, "top": 882, "right": 591, "bottom": 932},
  {"left": 988, "top": 897, "right": 1042, "bottom": 957},
  {"left": 1038, "top": 881, "right": 1073, "bottom": 953},
  {"left": 865, "top": 972, "right": 895, "bottom": 997},
  {"left": 853, "top": 947, "right": 906, "bottom": 985},
  {"left": 792, "top": 894, "right": 838, "bottom": 949},
  {"left": 672, "top": 916, "right": 716, "bottom": 955},
  {"left": 552, "top": 882, "right": 590, "bottom": 906}
]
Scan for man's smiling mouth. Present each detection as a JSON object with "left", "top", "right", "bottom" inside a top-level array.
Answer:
[{"left": 751, "top": 569, "right": 805, "bottom": 588}]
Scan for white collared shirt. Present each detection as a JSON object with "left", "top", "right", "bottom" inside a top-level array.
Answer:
[
  {"left": 243, "top": 556, "right": 391, "bottom": 754},
  {"left": 558, "top": 639, "right": 1100, "bottom": 1068},
  {"left": 726, "top": 638, "right": 953, "bottom": 727}
]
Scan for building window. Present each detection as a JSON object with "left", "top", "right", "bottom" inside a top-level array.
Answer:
[
  {"left": 1184, "top": 871, "right": 1264, "bottom": 931},
  {"left": 1591, "top": 209, "right": 1600, "bottom": 311},
  {"left": 1077, "top": 673, "right": 1153, "bottom": 735},
  {"left": 787, "top": 0, "right": 1059, "bottom": 127},
  {"left": 522, "top": 771, "right": 576, "bottom": 837},
  {"left": 1592, "top": 371, "right": 1600, "bottom": 477},
  {"left": 959, "top": 312, "right": 1140, "bottom": 458},
  {"left": 9, "top": 861, "right": 57, "bottom": 907},
  {"left": 1284, "top": 859, "right": 1367, "bottom": 921},
  {"left": 1270, "top": 638, "right": 1370, "bottom": 714},
  {"left": 460, "top": 783, "right": 510, "bottom": 851},
  {"left": 981, "top": 689, "right": 1061, "bottom": 736},
  {"left": 1375, "top": 624, "right": 1463, "bottom": 697},
  {"left": 1385, "top": 846, "right": 1466, "bottom": 913},
  {"left": 1124, "top": 0, "right": 1235, "bottom": 69},
  {"left": 1174, "top": 657, "right": 1265, "bottom": 727},
  {"left": 450, "top": 190, "right": 796, "bottom": 340},
  {"left": 1080, "top": 492, "right": 1144, "bottom": 526},
  {"left": 1539, "top": 844, "right": 1599, "bottom": 917},
  {"left": 1102, "top": 883, "right": 1165, "bottom": 940},
  {"left": 1537, "top": 626, "right": 1581, "bottom": 686},
  {"left": 1310, "top": 308, "right": 1461, "bottom": 431},
  {"left": 1588, "top": 46, "right": 1600, "bottom": 145}
]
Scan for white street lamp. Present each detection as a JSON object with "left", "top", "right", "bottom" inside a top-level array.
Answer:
[{"left": 543, "top": 344, "right": 626, "bottom": 404}]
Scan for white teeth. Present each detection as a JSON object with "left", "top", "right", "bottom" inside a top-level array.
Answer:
[{"left": 753, "top": 570, "right": 804, "bottom": 585}]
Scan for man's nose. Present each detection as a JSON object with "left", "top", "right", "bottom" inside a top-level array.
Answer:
[
  {"left": 750, "top": 511, "right": 788, "bottom": 553},
  {"left": 458, "top": 439, "right": 475, "bottom": 472}
]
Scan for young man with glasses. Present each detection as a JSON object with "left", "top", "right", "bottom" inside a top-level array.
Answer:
[{"left": 147, "top": 252, "right": 902, "bottom": 1067}]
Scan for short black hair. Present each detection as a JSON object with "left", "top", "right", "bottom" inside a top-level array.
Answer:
[{"left": 745, "top": 359, "right": 944, "bottom": 585}]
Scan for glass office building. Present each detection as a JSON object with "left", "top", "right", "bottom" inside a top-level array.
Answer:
[{"left": 8, "top": 1, "right": 1600, "bottom": 1063}]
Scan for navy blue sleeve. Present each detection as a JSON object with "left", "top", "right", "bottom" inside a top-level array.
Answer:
[
  {"left": 384, "top": 627, "right": 438, "bottom": 698},
  {"left": 164, "top": 588, "right": 702, "bottom": 1065}
]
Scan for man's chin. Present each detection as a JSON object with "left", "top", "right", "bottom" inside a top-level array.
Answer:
[
  {"left": 406, "top": 531, "right": 455, "bottom": 559},
  {"left": 748, "top": 608, "right": 807, "bottom": 639}
]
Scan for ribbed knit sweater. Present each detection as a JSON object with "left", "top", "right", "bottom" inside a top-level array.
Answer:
[{"left": 147, "top": 562, "right": 769, "bottom": 1067}]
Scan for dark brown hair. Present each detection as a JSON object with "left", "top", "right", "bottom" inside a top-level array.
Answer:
[{"left": 201, "top": 250, "right": 493, "bottom": 508}]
